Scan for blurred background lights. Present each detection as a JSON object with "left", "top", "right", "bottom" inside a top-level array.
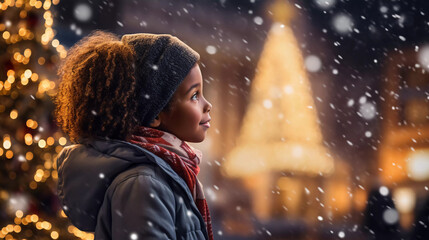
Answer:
[
  {"left": 304, "top": 55, "right": 322, "bottom": 72},
  {"left": 394, "top": 188, "right": 416, "bottom": 214},
  {"left": 283, "top": 85, "right": 293, "bottom": 94},
  {"left": 7, "top": 193, "right": 29, "bottom": 215},
  {"left": 417, "top": 45, "right": 429, "bottom": 70},
  {"left": 379, "top": 186, "right": 389, "bottom": 196},
  {"left": 365, "top": 131, "right": 372, "bottom": 138},
  {"left": 253, "top": 16, "right": 263, "bottom": 25},
  {"left": 314, "top": 0, "right": 336, "bottom": 10},
  {"left": 205, "top": 45, "right": 217, "bottom": 55},
  {"left": 407, "top": 150, "right": 429, "bottom": 181},
  {"left": 380, "top": 6, "right": 388, "bottom": 13},
  {"left": 130, "top": 232, "right": 138, "bottom": 240},
  {"left": 359, "top": 102, "right": 376, "bottom": 120},
  {"left": 74, "top": 3, "right": 92, "bottom": 22},
  {"left": 263, "top": 99, "right": 273, "bottom": 109},
  {"left": 382, "top": 208, "right": 399, "bottom": 225},
  {"left": 332, "top": 13, "right": 354, "bottom": 34}
]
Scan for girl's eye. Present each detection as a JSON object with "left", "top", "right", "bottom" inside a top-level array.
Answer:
[{"left": 191, "top": 92, "right": 198, "bottom": 101}]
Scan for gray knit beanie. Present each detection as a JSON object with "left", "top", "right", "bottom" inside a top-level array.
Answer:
[{"left": 121, "top": 33, "right": 200, "bottom": 126}]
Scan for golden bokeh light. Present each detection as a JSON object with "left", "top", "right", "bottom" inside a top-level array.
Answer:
[
  {"left": 15, "top": 210, "right": 23, "bottom": 219},
  {"left": 25, "top": 133, "right": 33, "bottom": 145},
  {"left": 2, "top": 31, "right": 10, "bottom": 39},
  {"left": 9, "top": 109, "right": 18, "bottom": 119},
  {"left": 47, "top": 137, "right": 55, "bottom": 146},
  {"left": 26, "top": 151, "right": 34, "bottom": 160},
  {"left": 58, "top": 137, "right": 67, "bottom": 146},
  {"left": 38, "top": 139, "right": 46, "bottom": 148}
]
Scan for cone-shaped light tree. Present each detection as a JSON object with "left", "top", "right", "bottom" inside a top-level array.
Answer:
[{"left": 224, "top": 1, "right": 334, "bottom": 177}]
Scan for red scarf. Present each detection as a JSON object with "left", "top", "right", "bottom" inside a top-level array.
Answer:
[{"left": 127, "top": 126, "right": 214, "bottom": 240}]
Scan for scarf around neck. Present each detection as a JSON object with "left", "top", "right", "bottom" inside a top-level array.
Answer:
[{"left": 127, "top": 126, "right": 214, "bottom": 240}]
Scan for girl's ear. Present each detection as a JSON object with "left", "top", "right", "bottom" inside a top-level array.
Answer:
[{"left": 149, "top": 116, "right": 161, "bottom": 128}]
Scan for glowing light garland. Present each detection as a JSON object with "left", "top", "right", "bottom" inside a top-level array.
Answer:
[{"left": 0, "top": 1, "right": 90, "bottom": 239}]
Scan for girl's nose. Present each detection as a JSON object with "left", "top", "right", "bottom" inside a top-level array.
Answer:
[{"left": 204, "top": 97, "right": 212, "bottom": 113}]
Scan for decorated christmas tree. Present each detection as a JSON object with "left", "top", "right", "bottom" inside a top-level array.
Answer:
[{"left": 0, "top": 0, "right": 92, "bottom": 239}]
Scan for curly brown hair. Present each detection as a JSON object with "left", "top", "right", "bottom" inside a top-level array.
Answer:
[{"left": 54, "top": 31, "right": 140, "bottom": 143}]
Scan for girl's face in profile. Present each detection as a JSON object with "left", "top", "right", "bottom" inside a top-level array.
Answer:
[{"left": 156, "top": 64, "right": 212, "bottom": 142}]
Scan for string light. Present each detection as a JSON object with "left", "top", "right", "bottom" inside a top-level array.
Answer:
[
  {"left": 3, "top": 136, "right": 11, "bottom": 149},
  {"left": 0, "top": 213, "right": 64, "bottom": 239},
  {"left": 0, "top": 0, "right": 83, "bottom": 239},
  {"left": 25, "top": 151, "right": 33, "bottom": 160},
  {"left": 9, "top": 109, "right": 18, "bottom": 119}
]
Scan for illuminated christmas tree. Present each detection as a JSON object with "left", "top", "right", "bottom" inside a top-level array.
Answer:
[
  {"left": 224, "top": 1, "right": 334, "bottom": 178},
  {"left": 0, "top": 0, "right": 92, "bottom": 239}
]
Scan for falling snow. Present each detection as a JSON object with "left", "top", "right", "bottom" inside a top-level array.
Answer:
[{"left": 74, "top": 3, "right": 92, "bottom": 22}]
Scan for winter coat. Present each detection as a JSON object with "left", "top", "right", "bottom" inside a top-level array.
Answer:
[{"left": 56, "top": 137, "right": 209, "bottom": 240}]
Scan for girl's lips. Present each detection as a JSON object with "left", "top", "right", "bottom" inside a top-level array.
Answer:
[{"left": 200, "top": 120, "right": 211, "bottom": 128}]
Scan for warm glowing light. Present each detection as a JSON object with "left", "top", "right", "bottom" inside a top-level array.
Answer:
[
  {"left": 0, "top": 148, "right": 3, "bottom": 156},
  {"left": 38, "top": 79, "right": 55, "bottom": 93},
  {"left": 38, "top": 57, "right": 46, "bottom": 65},
  {"left": 21, "top": 78, "right": 29, "bottom": 85},
  {"left": 29, "top": 181, "right": 37, "bottom": 189},
  {"left": 3, "top": 138, "right": 11, "bottom": 149},
  {"left": 24, "top": 69, "right": 32, "bottom": 78},
  {"left": 7, "top": 75, "right": 15, "bottom": 83},
  {"left": 47, "top": 137, "right": 55, "bottom": 146},
  {"left": 43, "top": 0, "right": 51, "bottom": 10},
  {"left": 42, "top": 221, "right": 51, "bottom": 230},
  {"left": 4, "top": 81, "right": 11, "bottom": 91},
  {"left": 19, "top": 27, "right": 26, "bottom": 36},
  {"left": 34, "top": 169, "right": 43, "bottom": 182},
  {"left": 26, "top": 119, "right": 33, "bottom": 128},
  {"left": 7, "top": 70, "right": 14, "bottom": 76},
  {"left": 51, "top": 170, "right": 58, "bottom": 179},
  {"left": 26, "top": 151, "right": 33, "bottom": 160},
  {"left": 407, "top": 149, "right": 429, "bottom": 181},
  {"left": 24, "top": 49, "right": 31, "bottom": 58},
  {"left": 29, "top": 74, "right": 38, "bottom": 83},
  {"left": 51, "top": 39, "right": 59, "bottom": 47},
  {"left": 35, "top": 1, "right": 42, "bottom": 8},
  {"left": 19, "top": 10, "right": 27, "bottom": 18},
  {"left": 14, "top": 217, "right": 22, "bottom": 225},
  {"left": 10, "top": 109, "right": 18, "bottom": 119},
  {"left": 45, "top": 18, "right": 53, "bottom": 26},
  {"left": 15, "top": 210, "right": 23, "bottom": 218},
  {"left": 393, "top": 188, "right": 416, "bottom": 214},
  {"left": 13, "top": 52, "right": 21, "bottom": 61},
  {"left": 3, "top": 31, "right": 10, "bottom": 39},
  {"left": 36, "top": 222, "right": 43, "bottom": 229},
  {"left": 25, "top": 133, "right": 33, "bottom": 145},
  {"left": 44, "top": 11, "right": 51, "bottom": 19},
  {"left": 224, "top": 23, "right": 334, "bottom": 177},
  {"left": 44, "top": 160, "right": 52, "bottom": 169},
  {"left": 13, "top": 225, "right": 21, "bottom": 233},
  {"left": 51, "top": 231, "right": 59, "bottom": 239},
  {"left": 60, "top": 50, "right": 67, "bottom": 58},
  {"left": 59, "top": 137, "right": 67, "bottom": 146},
  {"left": 41, "top": 34, "right": 49, "bottom": 44},
  {"left": 26, "top": 119, "right": 38, "bottom": 129},
  {"left": 38, "top": 139, "right": 46, "bottom": 148},
  {"left": 5, "top": 150, "right": 13, "bottom": 159}
]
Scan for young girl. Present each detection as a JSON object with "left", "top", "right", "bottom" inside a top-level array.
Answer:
[{"left": 54, "top": 31, "right": 213, "bottom": 240}]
